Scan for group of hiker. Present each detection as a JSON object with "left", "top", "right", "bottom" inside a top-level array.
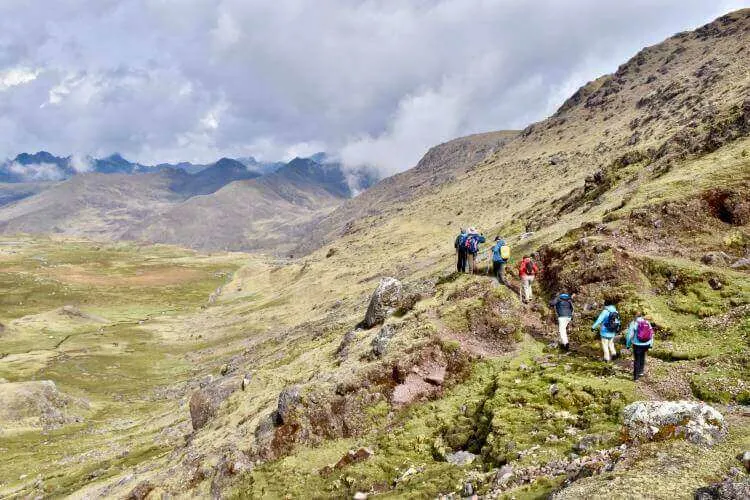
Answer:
[
  {"left": 550, "top": 294, "right": 654, "bottom": 380},
  {"left": 453, "top": 227, "right": 654, "bottom": 381}
]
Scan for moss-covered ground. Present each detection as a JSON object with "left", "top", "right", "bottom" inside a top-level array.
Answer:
[{"left": 0, "top": 236, "right": 246, "bottom": 497}]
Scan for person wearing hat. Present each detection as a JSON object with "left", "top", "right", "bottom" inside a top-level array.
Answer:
[
  {"left": 465, "top": 227, "right": 485, "bottom": 274},
  {"left": 549, "top": 292, "right": 574, "bottom": 350}
]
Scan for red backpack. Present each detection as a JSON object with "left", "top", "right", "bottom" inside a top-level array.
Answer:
[{"left": 636, "top": 318, "right": 654, "bottom": 342}]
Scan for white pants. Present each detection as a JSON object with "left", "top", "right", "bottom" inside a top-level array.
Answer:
[
  {"left": 601, "top": 337, "right": 617, "bottom": 361},
  {"left": 558, "top": 317, "right": 571, "bottom": 345},
  {"left": 521, "top": 275, "right": 534, "bottom": 301}
]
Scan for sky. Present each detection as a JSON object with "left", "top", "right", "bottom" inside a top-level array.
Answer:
[{"left": 0, "top": 0, "right": 748, "bottom": 174}]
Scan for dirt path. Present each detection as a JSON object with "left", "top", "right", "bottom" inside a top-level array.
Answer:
[{"left": 427, "top": 308, "right": 510, "bottom": 358}]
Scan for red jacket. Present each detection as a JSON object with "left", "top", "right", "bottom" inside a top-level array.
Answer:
[{"left": 519, "top": 258, "right": 539, "bottom": 277}]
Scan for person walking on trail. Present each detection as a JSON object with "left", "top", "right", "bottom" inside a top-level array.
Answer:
[
  {"left": 454, "top": 228, "right": 467, "bottom": 273},
  {"left": 491, "top": 236, "right": 511, "bottom": 285},
  {"left": 549, "top": 293, "right": 573, "bottom": 351},
  {"left": 518, "top": 255, "right": 538, "bottom": 303},
  {"left": 591, "top": 302, "right": 621, "bottom": 362},
  {"left": 626, "top": 313, "right": 654, "bottom": 380},
  {"left": 465, "top": 228, "right": 485, "bottom": 274}
]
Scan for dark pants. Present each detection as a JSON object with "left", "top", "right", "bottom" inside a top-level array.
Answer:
[
  {"left": 457, "top": 249, "right": 467, "bottom": 273},
  {"left": 633, "top": 345, "right": 649, "bottom": 380},
  {"left": 493, "top": 261, "right": 508, "bottom": 285}
]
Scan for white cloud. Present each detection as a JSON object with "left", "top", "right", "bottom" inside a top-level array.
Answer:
[
  {"left": 0, "top": 0, "right": 748, "bottom": 171},
  {"left": 69, "top": 154, "right": 93, "bottom": 173},
  {"left": 7, "top": 162, "right": 66, "bottom": 181},
  {"left": 0, "top": 67, "right": 39, "bottom": 91}
]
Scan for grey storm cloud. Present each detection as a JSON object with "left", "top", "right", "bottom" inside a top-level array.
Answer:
[{"left": 0, "top": 0, "right": 748, "bottom": 173}]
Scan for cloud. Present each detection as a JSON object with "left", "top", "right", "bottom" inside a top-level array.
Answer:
[
  {"left": 7, "top": 161, "right": 66, "bottom": 181},
  {"left": 0, "top": 67, "right": 40, "bottom": 91},
  {"left": 69, "top": 154, "right": 93, "bottom": 173},
  {"left": 0, "top": 0, "right": 748, "bottom": 173}
]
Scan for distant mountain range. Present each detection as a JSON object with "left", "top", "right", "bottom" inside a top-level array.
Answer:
[
  {"left": 0, "top": 151, "right": 381, "bottom": 253},
  {"left": 0, "top": 151, "right": 292, "bottom": 183}
]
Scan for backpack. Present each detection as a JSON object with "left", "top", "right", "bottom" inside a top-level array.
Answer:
[
  {"left": 457, "top": 234, "right": 468, "bottom": 249},
  {"left": 524, "top": 260, "right": 534, "bottom": 275},
  {"left": 636, "top": 318, "right": 654, "bottom": 342},
  {"left": 465, "top": 235, "right": 478, "bottom": 253},
  {"left": 604, "top": 310, "right": 621, "bottom": 332},
  {"left": 500, "top": 245, "right": 511, "bottom": 260}
]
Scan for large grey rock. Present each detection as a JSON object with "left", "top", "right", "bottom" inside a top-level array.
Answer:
[
  {"left": 275, "top": 385, "right": 301, "bottom": 425},
  {"left": 189, "top": 379, "right": 237, "bottom": 431},
  {"left": 622, "top": 400, "right": 726, "bottom": 446},
  {"left": 363, "top": 278, "right": 402, "bottom": 328},
  {"left": 445, "top": 450, "right": 477, "bottom": 466}
]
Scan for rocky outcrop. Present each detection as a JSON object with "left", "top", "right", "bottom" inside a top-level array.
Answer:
[
  {"left": 694, "top": 468, "right": 750, "bottom": 499},
  {"left": 275, "top": 385, "right": 301, "bottom": 425},
  {"left": 0, "top": 380, "right": 87, "bottom": 433},
  {"left": 621, "top": 400, "right": 726, "bottom": 446},
  {"left": 189, "top": 378, "right": 238, "bottom": 431},
  {"left": 362, "top": 278, "right": 402, "bottom": 328}
]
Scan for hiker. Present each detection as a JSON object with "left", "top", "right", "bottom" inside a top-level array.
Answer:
[
  {"left": 491, "top": 236, "right": 510, "bottom": 285},
  {"left": 626, "top": 313, "right": 654, "bottom": 380},
  {"left": 549, "top": 292, "right": 573, "bottom": 351},
  {"left": 591, "top": 302, "right": 621, "bottom": 362},
  {"left": 464, "top": 228, "right": 485, "bottom": 274},
  {"left": 518, "top": 255, "right": 538, "bottom": 303},
  {"left": 454, "top": 228, "right": 467, "bottom": 273}
]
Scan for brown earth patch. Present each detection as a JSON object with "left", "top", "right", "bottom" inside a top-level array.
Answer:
[{"left": 44, "top": 265, "right": 207, "bottom": 287}]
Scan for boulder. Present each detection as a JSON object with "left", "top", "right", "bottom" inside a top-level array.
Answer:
[
  {"left": 742, "top": 451, "right": 750, "bottom": 473},
  {"left": 731, "top": 258, "right": 750, "bottom": 270},
  {"left": 275, "top": 385, "right": 302, "bottom": 425},
  {"left": 622, "top": 400, "right": 726, "bottom": 446},
  {"left": 189, "top": 378, "right": 237, "bottom": 431},
  {"left": 424, "top": 366, "right": 446, "bottom": 386},
  {"left": 362, "top": 278, "right": 402, "bottom": 328},
  {"left": 445, "top": 450, "right": 477, "bottom": 466},
  {"left": 371, "top": 324, "right": 396, "bottom": 358}
]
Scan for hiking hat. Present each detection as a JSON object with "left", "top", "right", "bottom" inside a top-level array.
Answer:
[{"left": 494, "top": 236, "right": 500, "bottom": 241}]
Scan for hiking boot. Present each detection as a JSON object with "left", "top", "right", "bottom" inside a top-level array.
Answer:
[{"left": 562, "top": 343, "right": 570, "bottom": 352}]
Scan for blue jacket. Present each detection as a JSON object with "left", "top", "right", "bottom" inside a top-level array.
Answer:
[
  {"left": 467, "top": 234, "right": 485, "bottom": 255},
  {"left": 491, "top": 240, "right": 507, "bottom": 263},
  {"left": 626, "top": 317, "right": 654, "bottom": 348},
  {"left": 592, "top": 305, "right": 619, "bottom": 339}
]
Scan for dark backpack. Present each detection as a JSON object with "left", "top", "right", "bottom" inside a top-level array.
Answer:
[
  {"left": 457, "top": 234, "right": 467, "bottom": 249},
  {"left": 636, "top": 318, "right": 654, "bottom": 342},
  {"left": 524, "top": 260, "right": 534, "bottom": 275},
  {"left": 604, "top": 310, "right": 621, "bottom": 332},
  {"left": 465, "top": 235, "right": 478, "bottom": 253}
]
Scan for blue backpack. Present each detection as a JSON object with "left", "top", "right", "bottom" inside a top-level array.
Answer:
[
  {"left": 457, "top": 234, "right": 468, "bottom": 249},
  {"left": 465, "top": 235, "right": 479, "bottom": 253}
]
